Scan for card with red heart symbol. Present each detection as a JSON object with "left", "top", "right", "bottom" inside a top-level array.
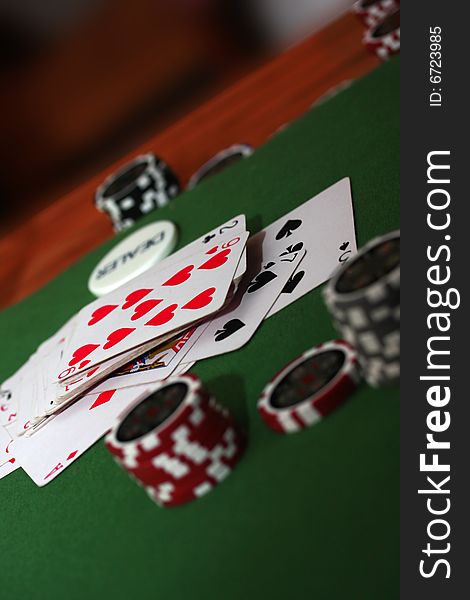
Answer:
[
  {"left": 0, "top": 458, "right": 18, "bottom": 480},
  {"left": 0, "top": 377, "right": 20, "bottom": 431},
  {"left": 56, "top": 229, "right": 249, "bottom": 381},
  {"left": 1, "top": 339, "right": 58, "bottom": 434},
  {"left": 156, "top": 214, "right": 247, "bottom": 283},
  {"left": 0, "top": 423, "right": 12, "bottom": 467},
  {"left": 13, "top": 359, "right": 44, "bottom": 436},
  {"left": 51, "top": 325, "right": 202, "bottom": 405},
  {"left": 12, "top": 384, "right": 155, "bottom": 486},
  {"left": 81, "top": 324, "right": 208, "bottom": 396}
]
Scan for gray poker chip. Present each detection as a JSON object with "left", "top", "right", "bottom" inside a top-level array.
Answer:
[
  {"left": 187, "top": 144, "right": 253, "bottom": 190},
  {"left": 95, "top": 154, "right": 180, "bottom": 232},
  {"left": 323, "top": 230, "right": 400, "bottom": 387}
]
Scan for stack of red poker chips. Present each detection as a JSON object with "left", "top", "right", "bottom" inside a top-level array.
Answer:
[
  {"left": 105, "top": 374, "right": 245, "bottom": 507},
  {"left": 257, "top": 340, "right": 361, "bottom": 434},
  {"left": 352, "top": 0, "right": 400, "bottom": 29},
  {"left": 363, "top": 8, "right": 400, "bottom": 61},
  {"left": 352, "top": 1, "right": 400, "bottom": 62}
]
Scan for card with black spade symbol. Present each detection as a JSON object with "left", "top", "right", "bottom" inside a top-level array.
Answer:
[
  {"left": 275, "top": 219, "right": 302, "bottom": 240},
  {"left": 265, "top": 177, "right": 356, "bottom": 317},
  {"left": 338, "top": 241, "right": 352, "bottom": 263},
  {"left": 183, "top": 232, "right": 306, "bottom": 362},
  {"left": 214, "top": 319, "right": 246, "bottom": 342},
  {"left": 279, "top": 266, "right": 305, "bottom": 295}
]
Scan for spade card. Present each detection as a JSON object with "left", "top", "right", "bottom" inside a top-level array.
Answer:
[
  {"left": 12, "top": 385, "right": 154, "bottom": 486},
  {"left": 56, "top": 228, "right": 249, "bottom": 381},
  {"left": 183, "top": 232, "right": 306, "bottom": 362},
  {"left": 265, "top": 177, "right": 356, "bottom": 316}
]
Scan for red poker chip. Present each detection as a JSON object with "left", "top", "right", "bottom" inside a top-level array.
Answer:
[
  {"left": 146, "top": 477, "right": 213, "bottom": 508},
  {"left": 146, "top": 434, "right": 246, "bottom": 508},
  {"left": 105, "top": 374, "right": 245, "bottom": 507},
  {"left": 130, "top": 421, "right": 245, "bottom": 488},
  {"left": 128, "top": 425, "right": 240, "bottom": 487},
  {"left": 106, "top": 394, "right": 231, "bottom": 469},
  {"left": 352, "top": 0, "right": 400, "bottom": 28},
  {"left": 257, "top": 340, "right": 361, "bottom": 434},
  {"left": 105, "top": 376, "right": 212, "bottom": 465},
  {"left": 363, "top": 9, "right": 400, "bottom": 61}
]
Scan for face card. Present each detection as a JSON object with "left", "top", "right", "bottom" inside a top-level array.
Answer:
[
  {"left": 47, "top": 324, "right": 193, "bottom": 414},
  {"left": 183, "top": 232, "right": 306, "bottom": 362},
  {"left": 12, "top": 385, "right": 156, "bottom": 486},
  {"left": 73, "top": 324, "right": 207, "bottom": 396},
  {"left": 56, "top": 229, "right": 249, "bottom": 381},
  {"left": 265, "top": 177, "right": 356, "bottom": 316}
]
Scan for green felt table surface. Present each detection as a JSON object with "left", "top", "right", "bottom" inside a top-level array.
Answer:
[{"left": 0, "top": 58, "right": 399, "bottom": 599}]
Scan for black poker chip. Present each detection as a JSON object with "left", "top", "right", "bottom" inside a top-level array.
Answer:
[
  {"left": 187, "top": 144, "right": 253, "bottom": 190},
  {"left": 95, "top": 153, "right": 180, "bottom": 232},
  {"left": 334, "top": 236, "right": 400, "bottom": 294},
  {"left": 323, "top": 230, "right": 400, "bottom": 387}
]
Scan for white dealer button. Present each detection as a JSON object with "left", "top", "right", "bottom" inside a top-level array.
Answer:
[{"left": 88, "top": 220, "right": 178, "bottom": 296}]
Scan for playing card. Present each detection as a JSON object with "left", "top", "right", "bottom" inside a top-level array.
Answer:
[
  {"left": 71, "top": 324, "right": 207, "bottom": 396},
  {"left": 0, "top": 351, "right": 39, "bottom": 430},
  {"left": 35, "top": 313, "right": 78, "bottom": 359},
  {"left": 24, "top": 315, "right": 80, "bottom": 421},
  {"left": 56, "top": 228, "right": 249, "bottom": 381},
  {"left": 0, "top": 424, "right": 12, "bottom": 466},
  {"left": 183, "top": 232, "right": 306, "bottom": 362},
  {"left": 12, "top": 385, "right": 157, "bottom": 486},
  {"left": 0, "top": 459, "right": 19, "bottom": 480},
  {"left": 47, "top": 324, "right": 193, "bottom": 416},
  {"left": 159, "top": 214, "right": 247, "bottom": 283},
  {"left": 10, "top": 358, "right": 41, "bottom": 436},
  {"left": 0, "top": 386, "right": 18, "bottom": 430},
  {"left": 171, "top": 362, "right": 195, "bottom": 376},
  {"left": 265, "top": 177, "right": 356, "bottom": 316}
]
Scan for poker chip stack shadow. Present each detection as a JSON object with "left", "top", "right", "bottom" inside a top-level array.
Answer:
[
  {"left": 105, "top": 374, "right": 245, "bottom": 507},
  {"left": 323, "top": 230, "right": 400, "bottom": 388}
]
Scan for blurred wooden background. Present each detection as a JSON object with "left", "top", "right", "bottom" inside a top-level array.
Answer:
[{"left": 0, "top": 5, "right": 378, "bottom": 310}]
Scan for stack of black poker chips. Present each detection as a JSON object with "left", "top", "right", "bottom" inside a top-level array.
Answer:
[
  {"left": 95, "top": 154, "right": 180, "bottom": 232},
  {"left": 323, "top": 230, "right": 400, "bottom": 387}
]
